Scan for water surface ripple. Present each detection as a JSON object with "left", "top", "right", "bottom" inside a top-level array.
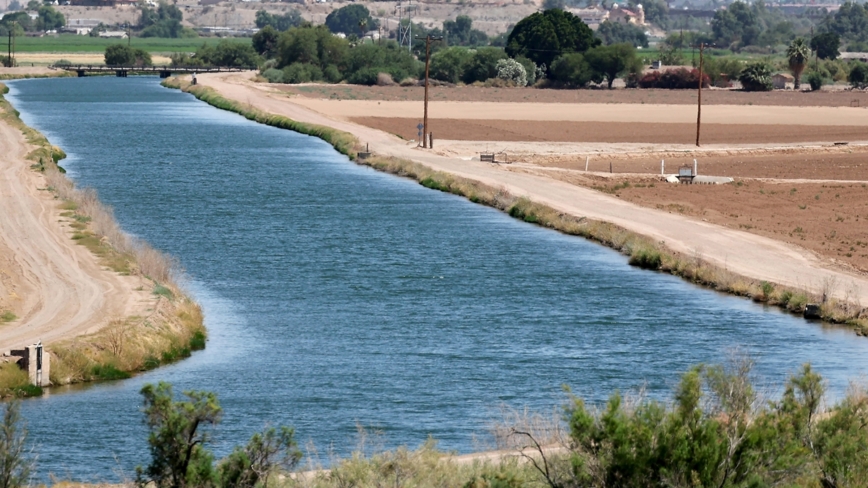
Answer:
[{"left": 6, "top": 77, "right": 868, "bottom": 481}]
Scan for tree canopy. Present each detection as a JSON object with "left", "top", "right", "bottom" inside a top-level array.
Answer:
[
  {"left": 443, "top": 15, "right": 488, "bottom": 47},
  {"left": 596, "top": 20, "right": 649, "bottom": 48},
  {"left": 140, "top": 1, "right": 195, "bottom": 38},
  {"left": 254, "top": 9, "right": 303, "bottom": 32},
  {"left": 104, "top": 44, "right": 152, "bottom": 66},
  {"left": 505, "top": 9, "right": 600, "bottom": 70},
  {"left": 324, "top": 4, "right": 378, "bottom": 36},
  {"left": 811, "top": 32, "right": 840, "bottom": 60}
]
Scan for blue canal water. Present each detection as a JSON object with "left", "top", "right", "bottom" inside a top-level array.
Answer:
[{"left": 5, "top": 77, "right": 868, "bottom": 482}]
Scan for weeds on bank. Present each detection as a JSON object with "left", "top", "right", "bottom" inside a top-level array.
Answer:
[
  {"left": 162, "top": 78, "right": 358, "bottom": 159},
  {"left": 1, "top": 310, "right": 16, "bottom": 322},
  {"left": 169, "top": 77, "right": 868, "bottom": 336},
  {"left": 0, "top": 362, "right": 42, "bottom": 397},
  {"left": 0, "top": 82, "right": 207, "bottom": 397}
]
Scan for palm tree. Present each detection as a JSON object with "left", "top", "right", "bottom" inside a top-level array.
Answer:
[{"left": 787, "top": 37, "right": 810, "bottom": 90}]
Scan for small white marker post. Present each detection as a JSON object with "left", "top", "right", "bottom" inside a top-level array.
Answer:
[
  {"left": 661, "top": 159, "right": 665, "bottom": 176},
  {"left": 585, "top": 156, "right": 589, "bottom": 171},
  {"left": 694, "top": 158, "right": 698, "bottom": 176}
]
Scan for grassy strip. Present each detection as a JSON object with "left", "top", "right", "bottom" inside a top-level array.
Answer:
[
  {"left": 0, "top": 71, "right": 75, "bottom": 80},
  {"left": 164, "top": 77, "right": 868, "bottom": 335},
  {"left": 162, "top": 78, "right": 358, "bottom": 158},
  {"left": 11, "top": 35, "right": 251, "bottom": 53},
  {"left": 0, "top": 82, "right": 207, "bottom": 398}
]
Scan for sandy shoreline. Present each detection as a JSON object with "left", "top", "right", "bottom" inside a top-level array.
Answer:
[
  {"left": 0, "top": 91, "right": 154, "bottom": 353},
  {"left": 191, "top": 72, "right": 868, "bottom": 308}
]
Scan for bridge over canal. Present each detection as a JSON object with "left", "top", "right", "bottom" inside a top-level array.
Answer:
[{"left": 50, "top": 65, "right": 254, "bottom": 78}]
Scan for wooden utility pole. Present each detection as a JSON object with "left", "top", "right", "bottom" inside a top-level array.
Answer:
[
  {"left": 416, "top": 34, "right": 442, "bottom": 149},
  {"left": 696, "top": 42, "right": 704, "bottom": 147}
]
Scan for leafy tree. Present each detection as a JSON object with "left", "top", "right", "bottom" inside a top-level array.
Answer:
[
  {"left": 344, "top": 41, "right": 421, "bottom": 85},
  {"left": 0, "top": 12, "right": 32, "bottom": 33},
  {"left": 641, "top": 0, "right": 669, "bottom": 30},
  {"left": 0, "top": 401, "right": 34, "bottom": 488},
  {"left": 430, "top": 46, "right": 474, "bottom": 83},
  {"left": 139, "top": 2, "right": 195, "bottom": 38},
  {"left": 325, "top": 4, "right": 378, "bottom": 36},
  {"left": 36, "top": 5, "right": 64, "bottom": 30},
  {"left": 216, "top": 426, "right": 302, "bottom": 488},
  {"left": 254, "top": 9, "right": 303, "bottom": 32},
  {"left": 461, "top": 47, "right": 508, "bottom": 84},
  {"left": 252, "top": 25, "right": 280, "bottom": 59},
  {"left": 584, "top": 43, "right": 640, "bottom": 89},
  {"left": 739, "top": 61, "right": 773, "bottom": 91},
  {"left": 276, "top": 24, "right": 349, "bottom": 72},
  {"left": 443, "top": 15, "right": 487, "bottom": 47},
  {"left": 135, "top": 382, "right": 222, "bottom": 488},
  {"left": 7, "top": 0, "right": 20, "bottom": 11},
  {"left": 549, "top": 52, "right": 598, "bottom": 87},
  {"left": 505, "top": 9, "right": 600, "bottom": 71},
  {"left": 104, "top": 44, "right": 152, "bottom": 66},
  {"left": 821, "top": 1, "right": 868, "bottom": 44},
  {"left": 811, "top": 32, "right": 840, "bottom": 60},
  {"left": 595, "top": 20, "right": 648, "bottom": 48},
  {"left": 195, "top": 41, "right": 259, "bottom": 68},
  {"left": 786, "top": 37, "right": 810, "bottom": 89},
  {"left": 848, "top": 61, "right": 868, "bottom": 88}
]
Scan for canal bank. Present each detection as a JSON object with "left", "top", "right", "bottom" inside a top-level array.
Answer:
[{"left": 0, "top": 81, "right": 205, "bottom": 397}]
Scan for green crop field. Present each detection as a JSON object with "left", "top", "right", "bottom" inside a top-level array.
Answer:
[{"left": 11, "top": 35, "right": 251, "bottom": 53}]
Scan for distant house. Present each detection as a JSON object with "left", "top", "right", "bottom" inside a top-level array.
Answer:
[
  {"left": 568, "top": 7, "right": 609, "bottom": 28},
  {"left": 840, "top": 52, "right": 868, "bottom": 62},
  {"left": 609, "top": 3, "right": 645, "bottom": 25},
  {"left": 772, "top": 73, "right": 794, "bottom": 89},
  {"left": 99, "top": 30, "right": 128, "bottom": 39},
  {"left": 60, "top": 18, "right": 101, "bottom": 35}
]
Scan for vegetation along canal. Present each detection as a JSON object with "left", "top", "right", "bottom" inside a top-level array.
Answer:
[{"left": 7, "top": 77, "right": 868, "bottom": 482}]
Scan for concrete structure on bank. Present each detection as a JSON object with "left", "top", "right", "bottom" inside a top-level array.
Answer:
[{"left": 9, "top": 342, "right": 50, "bottom": 387}]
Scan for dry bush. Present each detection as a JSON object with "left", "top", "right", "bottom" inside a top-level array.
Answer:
[
  {"left": 490, "top": 406, "right": 566, "bottom": 451},
  {"left": 376, "top": 72, "right": 396, "bottom": 86}
]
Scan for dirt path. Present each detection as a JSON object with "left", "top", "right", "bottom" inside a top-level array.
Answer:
[
  {"left": 197, "top": 72, "right": 868, "bottom": 304},
  {"left": 0, "top": 117, "right": 151, "bottom": 352}
]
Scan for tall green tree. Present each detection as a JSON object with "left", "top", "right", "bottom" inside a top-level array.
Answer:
[
  {"left": 104, "top": 44, "right": 152, "bottom": 66},
  {"left": 254, "top": 9, "right": 303, "bottom": 32},
  {"left": 811, "top": 32, "right": 840, "bottom": 60},
  {"left": 584, "top": 43, "right": 640, "bottom": 89},
  {"left": 135, "top": 382, "right": 222, "bottom": 488},
  {"left": 443, "top": 15, "right": 487, "bottom": 47},
  {"left": 505, "top": 9, "right": 599, "bottom": 71},
  {"left": 595, "top": 20, "right": 648, "bottom": 48},
  {"left": 0, "top": 401, "right": 34, "bottom": 488},
  {"left": 252, "top": 25, "right": 279, "bottom": 59},
  {"left": 324, "top": 4, "right": 378, "bottom": 36},
  {"left": 786, "top": 37, "right": 810, "bottom": 89}
]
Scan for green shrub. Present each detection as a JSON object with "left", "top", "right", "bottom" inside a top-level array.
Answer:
[
  {"left": 262, "top": 68, "right": 284, "bottom": 83},
  {"left": 738, "top": 61, "right": 774, "bottom": 91},
  {"left": 807, "top": 70, "right": 825, "bottom": 91},
  {"left": 628, "top": 246, "right": 662, "bottom": 269},
  {"left": 91, "top": 363, "right": 132, "bottom": 381},
  {"left": 282, "top": 62, "right": 322, "bottom": 84},
  {"left": 189, "top": 330, "right": 207, "bottom": 351},
  {"left": 849, "top": 61, "right": 868, "bottom": 89},
  {"left": 153, "top": 284, "right": 174, "bottom": 300}
]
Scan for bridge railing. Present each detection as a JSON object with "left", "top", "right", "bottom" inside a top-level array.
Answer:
[{"left": 50, "top": 64, "right": 257, "bottom": 73}]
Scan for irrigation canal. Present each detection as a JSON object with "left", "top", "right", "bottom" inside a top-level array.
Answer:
[{"left": 7, "top": 77, "right": 868, "bottom": 482}]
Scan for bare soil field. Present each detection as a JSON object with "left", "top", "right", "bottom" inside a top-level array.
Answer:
[
  {"left": 527, "top": 148, "right": 868, "bottom": 181},
  {"left": 351, "top": 117, "right": 868, "bottom": 145},
  {"left": 282, "top": 84, "right": 868, "bottom": 107},
  {"left": 525, "top": 170, "right": 868, "bottom": 273}
]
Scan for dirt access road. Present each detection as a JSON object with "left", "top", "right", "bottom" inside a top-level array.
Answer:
[
  {"left": 197, "top": 72, "right": 868, "bottom": 304},
  {"left": 0, "top": 109, "right": 151, "bottom": 353}
]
